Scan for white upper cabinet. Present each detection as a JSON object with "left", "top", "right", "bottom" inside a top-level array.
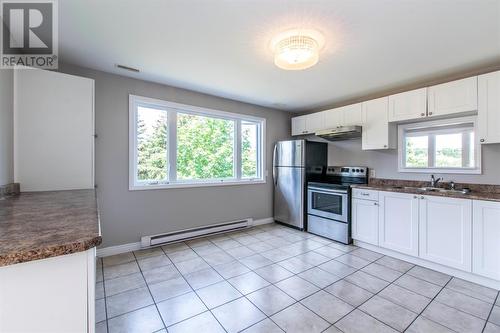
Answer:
[
  {"left": 324, "top": 109, "right": 342, "bottom": 129},
  {"left": 324, "top": 104, "right": 362, "bottom": 128},
  {"left": 378, "top": 191, "right": 419, "bottom": 256},
  {"left": 291, "top": 113, "right": 325, "bottom": 136},
  {"left": 291, "top": 115, "right": 307, "bottom": 136},
  {"left": 388, "top": 88, "right": 427, "bottom": 122},
  {"left": 307, "top": 112, "right": 325, "bottom": 133},
  {"left": 473, "top": 200, "right": 500, "bottom": 280},
  {"left": 478, "top": 70, "right": 500, "bottom": 144},
  {"left": 419, "top": 195, "right": 472, "bottom": 271},
  {"left": 340, "top": 103, "right": 363, "bottom": 126},
  {"left": 361, "top": 97, "right": 396, "bottom": 150},
  {"left": 427, "top": 77, "right": 478, "bottom": 117},
  {"left": 14, "top": 68, "right": 94, "bottom": 191}
]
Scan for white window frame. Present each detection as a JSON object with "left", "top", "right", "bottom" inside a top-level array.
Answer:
[
  {"left": 398, "top": 116, "right": 481, "bottom": 174},
  {"left": 129, "top": 95, "right": 266, "bottom": 190}
]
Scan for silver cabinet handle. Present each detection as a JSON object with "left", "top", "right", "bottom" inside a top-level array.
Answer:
[
  {"left": 361, "top": 193, "right": 369, "bottom": 196},
  {"left": 480, "top": 139, "right": 485, "bottom": 143},
  {"left": 420, "top": 196, "right": 425, "bottom": 199},
  {"left": 374, "top": 202, "right": 378, "bottom": 206},
  {"left": 429, "top": 112, "right": 433, "bottom": 115},
  {"left": 421, "top": 113, "right": 425, "bottom": 117},
  {"left": 413, "top": 195, "right": 418, "bottom": 199}
]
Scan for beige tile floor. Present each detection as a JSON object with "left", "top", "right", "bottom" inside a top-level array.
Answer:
[{"left": 95, "top": 223, "right": 500, "bottom": 333}]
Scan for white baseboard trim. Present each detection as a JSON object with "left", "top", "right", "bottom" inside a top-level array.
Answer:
[
  {"left": 354, "top": 240, "right": 500, "bottom": 290},
  {"left": 97, "top": 217, "right": 275, "bottom": 257},
  {"left": 252, "top": 217, "right": 275, "bottom": 226},
  {"left": 96, "top": 242, "right": 141, "bottom": 258}
]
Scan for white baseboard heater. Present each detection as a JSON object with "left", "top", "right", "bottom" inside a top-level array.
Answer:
[{"left": 141, "top": 218, "right": 252, "bottom": 247}]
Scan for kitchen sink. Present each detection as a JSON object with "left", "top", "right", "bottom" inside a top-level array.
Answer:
[{"left": 388, "top": 186, "right": 471, "bottom": 195}]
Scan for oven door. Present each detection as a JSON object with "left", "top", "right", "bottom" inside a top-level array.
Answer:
[{"left": 307, "top": 187, "right": 348, "bottom": 222}]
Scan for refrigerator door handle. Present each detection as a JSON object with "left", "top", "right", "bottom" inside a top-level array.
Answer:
[
  {"left": 273, "top": 144, "right": 278, "bottom": 167},
  {"left": 273, "top": 167, "right": 278, "bottom": 186}
]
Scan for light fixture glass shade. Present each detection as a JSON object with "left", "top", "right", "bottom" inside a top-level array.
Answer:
[{"left": 270, "top": 29, "right": 325, "bottom": 70}]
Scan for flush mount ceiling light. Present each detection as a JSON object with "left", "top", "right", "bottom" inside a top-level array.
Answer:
[{"left": 270, "top": 29, "right": 325, "bottom": 70}]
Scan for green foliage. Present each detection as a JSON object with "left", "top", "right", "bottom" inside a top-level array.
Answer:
[
  {"left": 241, "top": 125, "right": 257, "bottom": 178},
  {"left": 137, "top": 112, "right": 260, "bottom": 181},
  {"left": 137, "top": 116, "right": 168, "bottom": 181},
  {"left": 405, "top": 139, "right": 428, "bottom": 168},
  {"left": 176, "top": 113, "right": 234, "bottom": 179},
  {"left": 435, "top": 148, "right": 462, "bottom": 167}
]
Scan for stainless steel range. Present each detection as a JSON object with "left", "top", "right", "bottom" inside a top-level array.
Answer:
[{"left": 307, "top": 166, "right": 368, "bottom": 244}]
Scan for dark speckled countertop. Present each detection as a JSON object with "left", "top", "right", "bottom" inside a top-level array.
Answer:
[
  {"left": 0, "top": 189, "right": 101, "bottom": 267},
  {"left": 352, "top": 178, "right": 500, "bottom": 203}
]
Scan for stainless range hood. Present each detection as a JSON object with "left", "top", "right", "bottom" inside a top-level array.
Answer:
[{"left": 315, "top": 126, "right": 362, "bottom": 141}]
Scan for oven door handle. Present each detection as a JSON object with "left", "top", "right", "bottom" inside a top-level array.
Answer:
[{"left": 307, "top": 187, "right": 348, "bottom": 195}]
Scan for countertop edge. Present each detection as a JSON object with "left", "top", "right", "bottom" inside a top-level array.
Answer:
[
  {"left": 351, "top": 184, "right": 500, "bottom": 202},
  {"left": 0, "top": 235, "right": 102, "bottom": 268}
]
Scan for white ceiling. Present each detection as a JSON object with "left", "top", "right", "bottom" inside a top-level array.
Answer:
[{"left": 59, "top": 0, "right": 500, "bottom": 112}]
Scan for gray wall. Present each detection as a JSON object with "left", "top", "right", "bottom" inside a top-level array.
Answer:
[
  {"left": 0, "top": 69, "right": 13, "bottom": 185},
  {"left": 59, "top": 64, "right": 291, "bottom": 248},
  {"left": 322, "top": 138, "right": 500, "bottom": 185}
]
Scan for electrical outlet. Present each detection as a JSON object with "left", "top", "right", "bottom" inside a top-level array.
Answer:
[{"left": 369, "top": 169, "right": 376, "bottom": 178}]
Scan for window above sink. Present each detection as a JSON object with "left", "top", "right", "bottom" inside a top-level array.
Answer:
[{"left": 398, "top": 116, "right": 481, "bottom": 174}]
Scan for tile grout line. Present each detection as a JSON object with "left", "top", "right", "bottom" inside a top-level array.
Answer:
[
  {"left": 176, "top": 239, "right": 231, "bottom": 333},
  {"left": 321, "top": 256, "right": 404, "bottom": 332},
  {"left": 183, "top": 229, "right": 336, "bottom": 332},
  {"left": 98, "top": 225, "right": 498, "bottom": 333},
  {"left": 130, "top": 251, "right": 170, "bottom": 331},
  {"left": 482, "top": 291, "right": 500, "bottom": 333},
  {"left": 102, "top": 228, "right": 357, "bottom": 332},
  {"left": 402, "top": 276, "right": 458, "bottom": 333},
  {"left": 98, "top": 259, "right": 110, "bottom": 333}
]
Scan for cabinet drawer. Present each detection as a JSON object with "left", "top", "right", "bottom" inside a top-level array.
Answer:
[{"left": 352, "top": 189, "right": 379, "bottom": 201}]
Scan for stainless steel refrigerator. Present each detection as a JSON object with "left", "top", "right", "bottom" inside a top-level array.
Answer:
[{"left": 273, "top": 140, "right": 327, "bottom": 230}]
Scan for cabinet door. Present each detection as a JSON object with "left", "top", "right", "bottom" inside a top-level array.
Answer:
[
  {"left": 388, "top": 88, "right": 427, "bottom": 122},
  {"left": 14, "top": 68, "right": 94, "bottom": 191},
  {"left": 419, "top": 195, "right": 472, "bottom": 271},
  {"left": 361, "top": 97, "right": 395, "bottom": 150},
  {"left": 378, "top": 192, "right": 419, "bottom": 256},
  {"left": 472, "top": 200, "right": 500, "bottom": 280},
  {"left": 291, "top": 116, "right": 307, "bottom": 136},
  {"left": 306, "top": 112, "right": 326, "bottom": 133},
  {"left": 352, "top": 199, "right": 379, "bottom": 245},
  {"left": 427, "top": 77, "right": 478, "bottom": 117},
  {"left": 478, "top": 71, "right": 500, "bottom": 144},
  {"left": 341, "top": 103, "right": 363, "bottom": 126},
  {"left": 324, "top": 109, "right": 342, "bottom": 129}
]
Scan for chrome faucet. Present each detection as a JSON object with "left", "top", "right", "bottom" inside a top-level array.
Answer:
[
  {"left": 449, "top": 181, "right": 456, "bottom": 190},
  {"left": 430, "top": 175, "right": 442, "bottom": 188}
]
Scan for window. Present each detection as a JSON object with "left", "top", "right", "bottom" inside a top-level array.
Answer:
[
  {"left": 129, "top": 95, "right": 265, "bottom": 189},
  {"left": 399, "top": 117, "right": 481, "bottom": 174}
]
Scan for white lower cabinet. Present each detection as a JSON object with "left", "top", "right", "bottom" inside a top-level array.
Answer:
[
  {"left": 419, "top": 195, "right": 472, "bottom": 272},
  {"left": 473, "top": 200, "right": 500, "bottom": 280},
  {"left": 352, "top": 190, "right": 500, "bottom": 284},
  {"left": 352, "top": 198, "right": 379, "bottom": 245},
  {"left": 378, "top": 192, "right": 419, "bottom": 256},
  {"left": 0, "top": 249, "right": 96, "bottom": 333}
]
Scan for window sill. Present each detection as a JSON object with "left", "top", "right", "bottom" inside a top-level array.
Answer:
[
  {"left": 129, "top": 179, "right": 266, "bottom": 191},
  {"left": 398, "top": 168, "right": 482, "bottom": 175}
]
